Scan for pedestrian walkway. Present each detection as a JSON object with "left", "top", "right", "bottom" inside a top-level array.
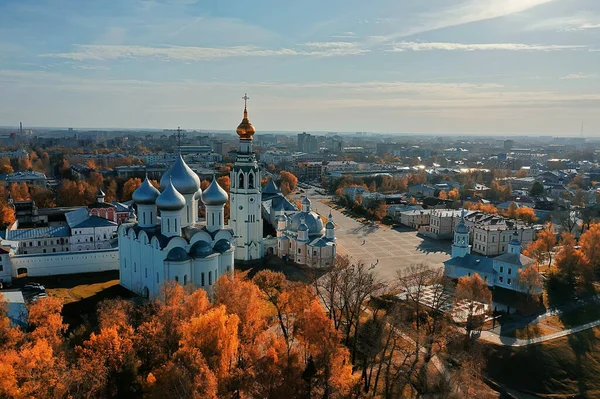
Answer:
[{"left": 478, "top": 318, "right": 600, "bottom": 347}]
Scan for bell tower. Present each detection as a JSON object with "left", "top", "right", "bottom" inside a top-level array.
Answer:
[
  {"left": 229, "top": 94, "right": 264, "bottom": 261},
  {"left": 451, "top": 210, "right": 471, "bottom": 258}
]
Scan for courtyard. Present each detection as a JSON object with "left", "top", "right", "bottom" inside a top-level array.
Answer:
[{"left": 310, "top": 199, "right": 452, "bottom": 282}]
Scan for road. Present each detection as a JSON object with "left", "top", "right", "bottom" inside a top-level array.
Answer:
[{"left": 296, "top": 186, "right": 451, "bottom": 282}]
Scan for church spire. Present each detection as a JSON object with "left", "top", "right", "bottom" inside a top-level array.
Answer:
[{"left": 236, "top": 93, "right": 256, "bottom": 141}]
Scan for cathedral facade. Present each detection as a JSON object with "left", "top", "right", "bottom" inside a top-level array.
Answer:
[{"left": 118, "top": 155, "right": 234, "bottom": 298}]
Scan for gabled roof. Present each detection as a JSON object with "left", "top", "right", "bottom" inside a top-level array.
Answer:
[
  {"left": 444, "top": 255, "right": 495, "bottom": 274},
  {"left": 72, "top": 215, "right": 117, "bottom": 229},
  {"left": 493, "top": 253, "right": 534, "bottom": 267},
  {"left": 263, "top": 178, "right": 280, "bottom": 194}
]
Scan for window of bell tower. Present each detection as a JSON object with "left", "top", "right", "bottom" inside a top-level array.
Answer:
[
  {"left": 249, "top": 172, "right": 255, "bottom": 189},
  {"left": 239, "top": 173, "right": 245, "bottom": 189}
]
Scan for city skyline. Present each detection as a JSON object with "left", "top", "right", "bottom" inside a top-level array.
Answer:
[{"left": 1, "top": 0, "right": 599, "bottom": 135}]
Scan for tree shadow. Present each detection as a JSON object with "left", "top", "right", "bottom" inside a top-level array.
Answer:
[
  {"left": 415, "top": 239, "right": 451, "bottom": 256},
  {"left": 12, "top": 270, "right": 120, "bottom": 290},
  {"left": 62, "top": 283, "right": 133, "bottom": 331}
]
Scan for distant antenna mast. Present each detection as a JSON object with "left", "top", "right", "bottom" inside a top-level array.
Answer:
[{"left": 175, "top": 126, "right": 185, "bottom": 154}]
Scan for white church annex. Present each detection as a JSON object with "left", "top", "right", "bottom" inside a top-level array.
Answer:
[
  {"left": 118, "top": 97, "right": 336, "bottom": 298},
  {"left": 443, "top": 211, "right": 538, "bottom": 294}
]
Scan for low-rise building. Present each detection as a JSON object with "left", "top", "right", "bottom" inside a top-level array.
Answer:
[
  {"left": 0, "top": 171, "right": 48, "bottom": 188},
  {"left": 387, "top": 204, "right": 424, "bottom": 221},
  {"left": 342, "top": 186, "right": 367, "bottom": 202},
  {"left": 444, "top": 218, "right": 538, "bottom": 294},
  {"left": 400, "top": 209, "right": 432, "bottom": 229},
  {"left": 471, "top": 224, "right": 535, "bottom": 257},
  {"left": 408, "top": 184, "right": 436, "bottom": 197},
  {"left": 429, "top": 209, "right": 463, "bottom": 238}
]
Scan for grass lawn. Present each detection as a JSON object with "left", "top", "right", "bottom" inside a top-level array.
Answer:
[
  {"left": 539, "top": 304, "right": 600, "bottom": 332},
  {"left": 48, "top": 279, "right": 120, "bottom": 304},
  {"left": 504, "top": 323, "right": 558, "bottom": 339},
  {"left": 485, "top": 326, "right": 600, "bottom": 398}
]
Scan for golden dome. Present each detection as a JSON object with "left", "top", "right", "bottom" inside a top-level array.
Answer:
[{"left": 236, "top": 106, "right": 255, "bottom": 140}]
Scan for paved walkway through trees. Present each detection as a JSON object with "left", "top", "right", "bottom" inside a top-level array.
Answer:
[{"left": 477, "top": 318, "right": 600, "bottom": 347}]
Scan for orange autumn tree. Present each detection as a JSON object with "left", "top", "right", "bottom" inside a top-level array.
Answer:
[
  {"left": 579, "top": 222, "right": 600, "bottom": 277},
  {"left": 0, "top": 187, "right": 15, "bottom": 227},
  {"left": 554, "top": 232, "right": 590, "bottom": 288},
  {"left": 455, "top": 273, "right": 492, "bottom": 336},
  {"left": 438, "top": 190, "right": 448, "bottom": 200},
  {"left": 448, "top": 187, "right": 460, "bottom": 200},
  {"left": 518, "top": 266, "right": 543, "bottom": 301},
  {"left": 122, "top": 178, "right": 143, "bottom": 201},
  {"left": 279, "top": 171, "right": 298, "bottom": 196},
  {"left": 464, "top": 201, "right": 497, "bottom": 215},
  {"left": 0, "top": 274, "right": 356, "bottom": 398},
  {"left": 514, "top": 207, "right": 538, "bottom": 224},
  {"left": 523, "top": 224, "right": 556, "bottom": 268}
]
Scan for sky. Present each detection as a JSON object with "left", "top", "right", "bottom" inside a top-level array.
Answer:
[{"left": 0, "top": 0, "right": 599, "bottom": 135}]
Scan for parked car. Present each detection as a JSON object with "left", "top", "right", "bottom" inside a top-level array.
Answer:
[{"left": 23, "top": 283, "right": 46, "bottom": 291}]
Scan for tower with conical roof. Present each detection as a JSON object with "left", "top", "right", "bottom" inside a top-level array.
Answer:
[
  {"left": 451, "top": 210, "right": 470, "bottom": 258},
  {"left": 229, "top": 94, "right": 264, "bottom": 261},
  {"left": 508, "top": 230, "right": 521, "bottom": 254}
]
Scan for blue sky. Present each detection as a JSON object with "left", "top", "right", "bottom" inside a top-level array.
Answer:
[{"left": 0, "top": 0, "right": 599, "bottom": 135}]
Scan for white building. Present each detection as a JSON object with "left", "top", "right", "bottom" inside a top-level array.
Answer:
[
  {"left": 260, "top": 150, "right": 293, "bottom": 166},
  {"left": 275, "top": 197, "right": 336, "bottom": 268},
  {"left": 119, "top": 155, "right": 234, "bottom": 298},
  {"left": 444, "top": 212, "right": 538, "bottom": 294},
  {"left": 400, "top": 209, "right": 432, "bottom": 229},
  {"left": 471, "top": 225, "right": 535, "bottom": 257},
  {"left": 1, "top": 206, "right": 120, "bottom": 281},
  {"left": 429, "top": 209, "right": 463, "bottom": 239}
]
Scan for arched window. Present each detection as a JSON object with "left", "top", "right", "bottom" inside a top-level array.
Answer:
[
  {"left": 156, "top": 272, "right": 159, "bottom": 284},
  {"left": 239, "top": 173, "right": 244, "bottom": 189},
  {"left": 167, "top": 219, "right": 170, "bottom": 231},
  {"left": 175, "top": 276, "right": 179, "bottom": 283},
  {"left": 184, "top": 274, "right": 188, "bottom": 286},
  {"left": 248, "top": 172, "right": 255, "bottom": 189},
  {"left": 209, "top": 271, "right": 212, "bottom": 285}
]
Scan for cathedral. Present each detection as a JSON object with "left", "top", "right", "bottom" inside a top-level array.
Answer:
[{"left": 118, "top": 99, "right": 335, "bottom": 298}]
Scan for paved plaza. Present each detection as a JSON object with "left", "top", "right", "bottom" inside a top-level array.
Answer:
[{"left": 309, "top": 199, "right": 452, "bottom": 282}]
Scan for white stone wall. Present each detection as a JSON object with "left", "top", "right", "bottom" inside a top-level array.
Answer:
[{"left": 10, "top": 249, "right": 118, "bottom": 277}]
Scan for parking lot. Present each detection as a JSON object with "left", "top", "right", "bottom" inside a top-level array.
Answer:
[{"left": 310, "top": 199, "right": 452, "bottom": 282}]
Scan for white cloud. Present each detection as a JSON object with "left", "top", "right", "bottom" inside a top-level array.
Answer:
[
  {"left": 560, "top": 73, "right": 598, "bottom": 80},
  {"left": 377, "top": 0, "right": 556, "bottom": 41},
  {"left": 302, "top": 41, "right": 357, "bottom": 49},
  {"left": 529, "top": 15, "right": 600, "bottom": 31},
  {"left": 386, "top": 42, "right": 587, "bottom": 52},
  {"left": 41, "top": 43, "right": 368, "bottom": 62}
]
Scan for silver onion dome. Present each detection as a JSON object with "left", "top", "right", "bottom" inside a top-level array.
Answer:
[
  {"left": 160, "top": 155, "right": 201, "bottom": 194},
  {"left": 201, "top": 178, "right": 228, "bottom": 206},
  {"left": 288, "top": 211, "right": 324, "bottom": 236},
  {"left": 156, "top": 179, "right": 186, "bottom": 211},
  {"left": 132, "top": 177, "right": 161, "bottom": 205}
]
